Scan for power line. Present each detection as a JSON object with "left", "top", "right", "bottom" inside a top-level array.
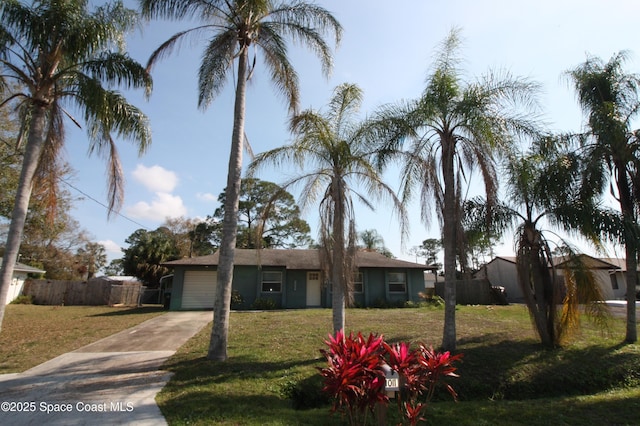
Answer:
[{"left": 58, "top": 177, "right": 150, "bottom": 230}]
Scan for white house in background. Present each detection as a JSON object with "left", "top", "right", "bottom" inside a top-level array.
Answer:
[
  {"left": 475, "top": 257, "right": 520, "bottom": 301},
  {"left": 476, "top": 255, "right": 631, "bottom": 303},
  {"left": 0, "top": 258, "right": 46, "bottom": 304}
]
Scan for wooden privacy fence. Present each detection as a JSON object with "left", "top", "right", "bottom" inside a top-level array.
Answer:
[
  {"left": 23, "top": 278, "right": 146, "bottom": 306},
  {"left": 435, "top": 278, "right": 506, "bottom": 305}
]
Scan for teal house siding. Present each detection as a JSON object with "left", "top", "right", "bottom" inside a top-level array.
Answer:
[
  {"left": 408, "top": 269, "right": 425, "bottom": 302},
  {"left": 233, "top": 265, "right": 259, "bottom": 309},
  {"left": 351, "top": 291, "right": 365, "bottom": 308},
  {"left": 285, "top": 270, "right": 308, "bottom": 309},
  {"left": 365, "top": 269, "right": 386, "bottom": 306},
  {"left": 169, "top": 268, "right": 185, "bottom": 310},
  {"left": 163, "top": 249, "right": 433, "bottom": 311}
]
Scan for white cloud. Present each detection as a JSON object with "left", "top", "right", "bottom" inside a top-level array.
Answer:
[
  {"left": 126, "top": 192, "right": 187, "bottom": 222},
  {"left": 99, "top": 239, "right": 122, "bottom": 255},
  {"left": 196, "top": 192, "right": 217, "bottom": 202},
  {"left": 132, "top": 164, "right": 179, "bottom": 193}
]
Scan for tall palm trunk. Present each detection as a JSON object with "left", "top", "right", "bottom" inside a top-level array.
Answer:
[
  {"left": 208, "top": 47, "right": 248, "bottom": 361},
  {"left": 517, "top": 231, "right": 555, "bottom": 347},
  {"left": 0, "top": 105, "right": 48, "bottom": 330},
  {"left": 616, "top": 164, "right": 638, "bottom": 343},
  {"left": 441, "top": 137, "right": 457, "bottom": 351},
  {"left": 331, "top": 179, "right": 346, "bottom": 333}
]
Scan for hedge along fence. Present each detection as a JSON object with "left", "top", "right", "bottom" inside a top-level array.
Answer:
[{"left": 23, "top": 278, "right": 146, "bottom": 306}]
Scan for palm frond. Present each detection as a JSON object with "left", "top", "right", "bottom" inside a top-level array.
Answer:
[
  {"left": 147, "top": 26, "right": 217, "bottom": 71},
  {"left": 198, "top": 30, "right": 236, "bottom": 109},
  {"left": 140, "top": 0, "right": 224, "bottom": 21},
  {"left": 255, "top": 24, "right": 299, "bottom": 113},
  {"left": 32, "top": 100, "right": 66, "bottom": 224},
  {"left": 79, "top": 52, "right": 152, "bottom": 97},
  {"left": 267, "top": 1, "right": 342, "bottom": 72}
]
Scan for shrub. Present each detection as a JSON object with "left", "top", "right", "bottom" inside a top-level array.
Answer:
[
  {"left": 319, "top": 330, "right": 462, "bottom": 426},
  {"left": 251, "top": 297, "right": 277, "bottom": 310},
  {"left": 230, "top": 290, "right": 244, "bottom": 308},
  {"left": 10, "top": 295, "right": 33, "bottom": 305},
  {"left": 418, "top": 293, "right": 445, "bottom": 308},
  {"left": 280, "top": 374, "right": 329, "bottom": 410}
]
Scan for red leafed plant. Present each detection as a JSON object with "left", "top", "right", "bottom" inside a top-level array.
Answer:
[
  {"left": 319, "top": 331, "right": 463, "bottom": 426},
  {"left": 384, "top": 342, "right": 463, "bottom": 425},
  {"left": 318, "top": 330, "right": 387, "bottom": 425},
  {"left": 416, "top": 344, "right": 462, "bottom": 403}
]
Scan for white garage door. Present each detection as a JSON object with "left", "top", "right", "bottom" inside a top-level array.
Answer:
[{"left": 182, "top": 270, "right": 217, "bottom": 309}]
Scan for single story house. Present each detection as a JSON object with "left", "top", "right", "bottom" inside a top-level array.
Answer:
[
  {"left": 476, "top": 255, "right": 632, "bottom": 303},
  {"left": 162, "top": 248, "right": 433, "bottom": 310},
  {"left": 0, "top": 258, "right": 46, "bottom": 305}
]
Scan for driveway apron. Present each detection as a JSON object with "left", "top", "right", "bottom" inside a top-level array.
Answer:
[{"left": 0, "top": 311, "right": 212, "bottom": 426}]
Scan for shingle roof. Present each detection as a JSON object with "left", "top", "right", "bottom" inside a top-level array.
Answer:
[
  {"left": 0, "top": 258, "right": 46, "bottom": 274},
  {"left": 484, "top": 254, "right": 626, "bottom": 270},
  {"left": 554, "top": 254, "right": 621, "bottom": 270},
  {"left": 163, "top": 248, "right": 429, "bottom": 270}
]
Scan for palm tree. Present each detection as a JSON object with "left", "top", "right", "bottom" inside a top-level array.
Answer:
[
  {"left": 567, "top": 52, "right": 640, "bottom": 343},
  {"left": 0, "top": 0, "right": 152, "bottom": 331},
  {"left": 249, "top": 83, "right": 406, "bottom": 333},
  {"left": 359, "top": 229, "right": 383, "bottom": 251},
  {"left": 374, "top": 29, "right": 541, "bottom": 351},
  {"left": 140, "top": 0, "right": 341, "bottom": 361},
  {"left": 465, "top": 138, "right": 611, "bottom": 347}
]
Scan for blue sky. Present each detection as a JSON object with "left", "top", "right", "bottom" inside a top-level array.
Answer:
[{"left": 65, "top": 0, "right": 640, "bottom": 263}]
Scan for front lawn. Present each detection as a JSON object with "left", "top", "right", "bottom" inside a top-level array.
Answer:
[
  {"left": 157, "top": 306, "right": 640, "bottom": 425},
  {"left": 0, "top": 304, "right": 165, "bottom": 373}
]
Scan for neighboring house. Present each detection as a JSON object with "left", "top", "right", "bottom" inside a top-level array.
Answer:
[
  {"left": 0, "top": 258, "right": 46, "bottom": 305},
  {"left": 101, "top": 275, "right": 141, "bottom": 283},
  {"left": 476, "top": 255, "right": 632, "bottom": 303},
  {"left": 475, "top": 257, "right": 519, "bottom": 301},
  {"left": 162, "top": 248, "right": 430, "bottom": 310}
]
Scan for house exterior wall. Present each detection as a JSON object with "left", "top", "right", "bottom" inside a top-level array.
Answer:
[
  {"left": 234, "top": 265, "right": 260, "bottom": 309},
  {"left": 609, "top": 270, "right": 629, "bottom": 299},
  {"left": 285, "top": 270, "right": 308, "bottom": 309},
  {"left": 6, "top": 272, "right": 27, "bottom": 304},
  {"left": 171, "top": 264, "right": 426, "bottom": 310},
  {"left": 485, "top": 259, "right": 522, "bottom": 302},
  {"left": 556, "top": 268, "right": 627, "bottom": 301},
  {"left": 408, "top": 269, "right": 425, "bottom": 302},
  {"left": 483, "top": 257, "right": 630, "bottom": 304},
  {"left": 364, "top": 269, "right": 386, "bottom": 306}
]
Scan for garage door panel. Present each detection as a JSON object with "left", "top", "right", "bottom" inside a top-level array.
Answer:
[{"left": 182, "top": 270, "right": 217, "bottom": 309}]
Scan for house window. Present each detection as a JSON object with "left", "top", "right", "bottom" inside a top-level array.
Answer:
[
  {"left": 262, "top": 271, "right": 282, "bottom": 293},
  {"left": 610, "top": 272, "right": 619, "bottom": 290},
  {"left": 309, "top": 272, "right": 320, "bottom": 281},
  {"left": 388, "top": 272, "right": 406, "bottom": 293},
  {"left": 352, "top": 272, "right": 363, "bottom": 293}
]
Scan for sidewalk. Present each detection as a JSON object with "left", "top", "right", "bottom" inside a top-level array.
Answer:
[{"left": 0, "top": 311, "right": 212, "bottom": 426}]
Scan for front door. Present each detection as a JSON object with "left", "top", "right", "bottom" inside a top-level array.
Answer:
[{"left": 306, "top": 271, "right": 321, "bottom": 307}]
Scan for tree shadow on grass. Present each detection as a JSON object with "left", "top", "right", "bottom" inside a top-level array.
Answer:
[
  {"left": 158, "top": 329, "right": 639, "bottom": 422},
  {"left": 159, "top": 390, "right": 339, "bottom": 425},
  {"left": 162, "top": 354, "right": 324, "bottom": 387},
  {"left": 88, "top": 305, "right": 165, "bottom": 316},
  {"left": 455, "top": 334, "right": 638, "bottom": 401}
]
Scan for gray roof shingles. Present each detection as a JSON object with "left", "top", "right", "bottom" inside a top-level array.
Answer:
[
  {"left": 163, "top": 249, "right": 429, "bottom": 270},
  {"left": 0, "top": 258, "right": 45, "bottom": 274}
]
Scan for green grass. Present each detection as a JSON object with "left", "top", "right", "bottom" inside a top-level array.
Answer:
[
  {"left": 0, "top": 304, "right": 166, "bottom": 373},
  {"left": 157, "top": 306, "right": 640, "bottom": 425}
]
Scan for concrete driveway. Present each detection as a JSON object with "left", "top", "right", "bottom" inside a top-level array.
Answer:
[{"left": 0, "top": 311, "right": 212, "bottom": 426}]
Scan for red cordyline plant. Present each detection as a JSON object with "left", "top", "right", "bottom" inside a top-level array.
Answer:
[
  {"left": 318, "top": 330, "right": 387, "bottom": 425},
  {"left": 385, "top": 342, "right": 462, "bottom": 425},
  {"left": 320, "top": 330, "right": 462, "bottom": 426}
]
